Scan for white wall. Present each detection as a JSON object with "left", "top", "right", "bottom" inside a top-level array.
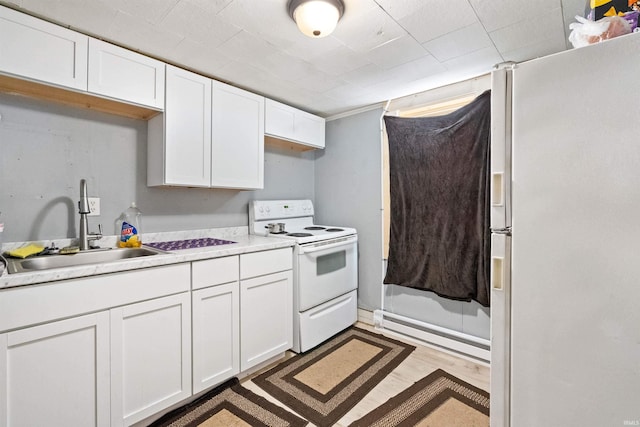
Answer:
[
  {"left": 0, "top": 93, "right": 315, "bottom": 243},
  {"left": 315, "top": 108, "right": 384, "bottom": 311},
  {"left": 384, "top": 284, "right": 490, "bottom": 339}
]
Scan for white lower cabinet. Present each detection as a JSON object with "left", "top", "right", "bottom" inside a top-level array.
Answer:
[
  {"left": 0, "top": 248, "right": 294, "bottom": 426},
  {"left": 240, "top": 271, "right": 293, "bottom": 371},
  {"left": 191, "top": 256, "right": 240, "bottom": 394},
  {"left": 192, "top": 282, "right": 240, "bottom": 393},
  {"left": 0, "top": 312, "right": 111, "bottom": 427},
  {"left": 110, "top": 292, "right": 192, "bottom": 426},
  {"left": 240, "top": 248, "right": 293, "bottom": 371}
]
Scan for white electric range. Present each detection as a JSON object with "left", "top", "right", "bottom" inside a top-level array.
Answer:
[{"left": 249, "top": 199, "right": 358, "bottom": 353}]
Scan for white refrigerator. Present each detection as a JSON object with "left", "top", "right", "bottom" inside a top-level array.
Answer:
[{"left": 490, "top": 32, "right": 640, "bottom": 426}]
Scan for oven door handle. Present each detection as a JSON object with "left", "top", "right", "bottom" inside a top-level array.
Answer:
[{"left": 298, "top": 236, "right": 358, "bottom": 254}]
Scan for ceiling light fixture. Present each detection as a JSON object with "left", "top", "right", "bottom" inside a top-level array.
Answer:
[{"left": 288, "top": 0, "right": 345, "bottom": 38}]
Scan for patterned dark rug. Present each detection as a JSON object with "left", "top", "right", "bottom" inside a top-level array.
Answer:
[
  {"left": 252, "top": 327, "right": 416, "bottom": 427},
  {"left": 349, "top": 369, "right": 490, "bottom": 426},
  {"left": 149, "top": 377, "right": 307, "bottom": 427}
]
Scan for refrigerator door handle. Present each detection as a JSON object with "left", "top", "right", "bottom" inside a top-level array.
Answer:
[
  {"left": 492, "top": 256, "right": 505, "bottom": 290},
  {"left": 491, "top": 227, "right": 512, "bottom": 236},
  {"left": 492, "top": 173, "right": 504, "bottom": 206}
]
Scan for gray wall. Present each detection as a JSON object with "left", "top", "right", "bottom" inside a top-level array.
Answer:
[
  {"left": 0, "top": 93, "right": 314, "bottom": 243},
  {"left": 315, "top": 108, "right": 384, "bottom": 311}
]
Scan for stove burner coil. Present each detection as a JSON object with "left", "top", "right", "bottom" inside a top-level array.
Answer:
[
  {"left": 287, "top": 232, "right": 313, "bottom": 237},
  {"left": 304, "top": 226, "right": 326, "bottom": 230},
  {"left": 325, "top": 228, "right": 344, "bottom": 232}
]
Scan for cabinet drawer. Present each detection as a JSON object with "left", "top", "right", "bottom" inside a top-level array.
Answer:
[
  {"left": 0, "top": 263, "right": 190, "bottom": 333},
  {"left": 240, "top": 247, "right": 292, "bottom": 279},
  {"left": 192, "top": 256, "right": 239, "bottom": 290}
]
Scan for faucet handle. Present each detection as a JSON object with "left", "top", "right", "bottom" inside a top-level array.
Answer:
[{"left": 88, "top": 224, "right": 103, "bottom": 242}]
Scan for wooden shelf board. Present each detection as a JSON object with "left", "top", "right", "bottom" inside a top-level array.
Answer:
[
  {"left": 264, "top": 135, "right": 318, "bottom": 152},
  {"left": 0, "top": 73, "right": 161, "bottom": 120}
]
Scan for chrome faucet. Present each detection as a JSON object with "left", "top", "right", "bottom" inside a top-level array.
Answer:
[{"left": 78, "top": 179, "right": 102, "bottom": 251}]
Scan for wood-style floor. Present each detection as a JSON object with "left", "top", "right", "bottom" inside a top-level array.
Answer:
[{"left": 241, "top": 322, "right": 490, "bottom": 427}]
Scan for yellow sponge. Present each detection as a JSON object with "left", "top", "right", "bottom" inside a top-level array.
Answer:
[{"left": 5, "top": 244, "right": 45, "bottom": 259}]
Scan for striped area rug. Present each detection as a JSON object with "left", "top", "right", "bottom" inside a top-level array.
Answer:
[
  {"left": 349, "top": 369, "right": 490, "bottom": 426},
  {"left": 253, "top": 327, "right": 416, "bottom": 427},
  {"left": 149, "top": 377, "right": 307, "bottom": 427},
  {"left": 149, "top": 327, "right": 488, "bottom": 427}
]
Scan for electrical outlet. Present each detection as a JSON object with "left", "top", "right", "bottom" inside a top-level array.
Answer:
[{"left": 88, "top": 197, "right": 100, "bottom": 216}]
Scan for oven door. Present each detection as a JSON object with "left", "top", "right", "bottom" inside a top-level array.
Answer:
[{"left": 296, "top": 235, "right": 358, "bottom": 312}]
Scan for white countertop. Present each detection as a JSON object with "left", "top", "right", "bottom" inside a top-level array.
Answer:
[{"left": 0, "top": 227, "right": 293, "bottom": 289}]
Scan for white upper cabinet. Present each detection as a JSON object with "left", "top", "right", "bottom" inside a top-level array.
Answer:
[
  {"left": 295, "top": 110, "right": 326, "bottom": 148},
  {"left": 265, "top": 99, "right": 325, "bottom": 149},
  {"left": 149, "top": 68, "right": 265, "bottom": 189},
  {"left": 211, "top": 81, "right": 264, "bottom": 190},
  {"left": 0, "top": 5, "right": 88, "bottom": 90},
  {"left": 88, "top": 38, "right": 164, "bottom": 109},
  {"left": 265, "top": 99, "right": 296, "bottom": 137},
  {"left": 148, "top": 65, "right": 212, "bottom": 187}
]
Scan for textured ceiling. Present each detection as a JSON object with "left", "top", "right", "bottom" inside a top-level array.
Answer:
[{"left": 0, "top": 0, "right": 586, "bottom": 117}]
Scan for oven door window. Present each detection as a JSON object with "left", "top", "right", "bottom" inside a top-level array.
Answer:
[
  {"left": 297, "top": 240, "right": 358, "bottom": 312},
  {"left": 317, "top": 250, "right": 346, "bottom": 275}
]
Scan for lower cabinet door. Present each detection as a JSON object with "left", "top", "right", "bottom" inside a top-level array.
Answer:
[
  {"left": 0, "top": 312, "right": 110, "bottom": 427},
  {"left": 110, "top": 292, "right": 192, "bottom": 426},
  {"left": 192, "top": 282, "right": 240, "bottom": 393},
  {"left": 240, "top": 270, "right": 293, "bottom": 371}
]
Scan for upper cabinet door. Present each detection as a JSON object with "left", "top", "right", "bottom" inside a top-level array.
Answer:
[
  {"left": 265, "top": 98, "right": 325, "bottom": 149},
  {"left": 265, "top": 99, "right": 295, "bottom": 138},
  {"left": 88, "top": 38, "right": 164, "bottom": 109},
  {"left": 163, "top": 65, "right": 212, "bottom": 187},
  {"left": 0, "top": 5, "right": 88, "bottom": 91},
  {"left": 211, "top": 81, "right": 264, "bottom": 190},
  {"left": 295, "top": 110, "right": 325, "bottom": 149}
]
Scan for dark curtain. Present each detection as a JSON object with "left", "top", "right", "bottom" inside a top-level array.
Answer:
[{"left": 383, "top": 90, "right": 491, "bottom": 307}]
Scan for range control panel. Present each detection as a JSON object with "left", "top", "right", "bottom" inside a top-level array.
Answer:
[{"left": 250, "top": 199, "right": 314, "bottom": 221}]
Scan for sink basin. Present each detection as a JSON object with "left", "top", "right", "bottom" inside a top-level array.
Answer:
[{"left": 7, "top": 247, "right": 164, "bottom": 274}]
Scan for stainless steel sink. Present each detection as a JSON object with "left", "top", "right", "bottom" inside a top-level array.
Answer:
[{"left": 6, "top": 247, "right": 165, "bottom": 274}]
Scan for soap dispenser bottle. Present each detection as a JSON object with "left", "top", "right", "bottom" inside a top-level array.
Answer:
[{"left": 116, "top": 203, "right": 142, "bottom": 248}]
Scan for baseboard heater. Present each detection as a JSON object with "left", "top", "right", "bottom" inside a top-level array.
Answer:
[{"left": 372, "top": 309, "right": 490, "bottom": 363}]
